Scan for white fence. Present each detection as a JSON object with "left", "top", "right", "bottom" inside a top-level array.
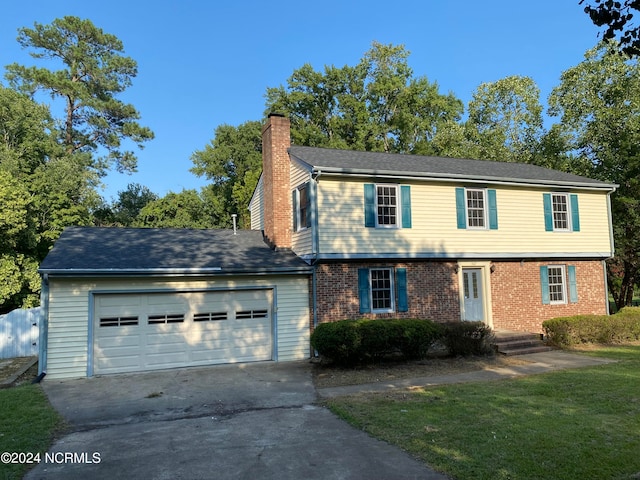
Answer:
[{"left": 0, "top": 307, "right": 41, "bottom": 359}]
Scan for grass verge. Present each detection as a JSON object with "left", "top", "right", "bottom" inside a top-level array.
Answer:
[
  {"left": 326, "top": 345, "right": 640, "bottom": 480},
  {"left": 0, "top": 384, "right": 65, "bottom": 480}
]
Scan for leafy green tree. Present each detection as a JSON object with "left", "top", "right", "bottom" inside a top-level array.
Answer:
[
  {"left": 581, "top": 0, "right": 640, "bottom": 55},
  {"left": 94, "top": 183, "right": 158, "bottom": 226},
  {"left": 191, "top": 121, "right": 263, "bottom": 228},
  {"left": 5, "top": 16, "right": 154, "bottom": 175},
  {"left": 265, "top": 42, "right": 463, "bottom": 154},
  {"left": 548, "top": 41, "right": 640, "bottom": 308},
  {"left": 466, "top": 75, "right": 544, "bottom": 163},
  {"left": 0, "top": 86, "right": 96, "bottom": 311},
  {"left": 137, "top": 190, "right": 216, "bottom": 228}
]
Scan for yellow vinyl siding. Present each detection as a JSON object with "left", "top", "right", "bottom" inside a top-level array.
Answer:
[
  {"left": 249, "top": 175, "right": 264, "bottom": 230},
  {"left": 46, "top": 276, "right": 310, "bottom": 378},
  {"left": 317, "top": 178, "right": 613, "bottom": 257},
  {"left": 291, "top": 159, "right": 313, "bottom": 256}
]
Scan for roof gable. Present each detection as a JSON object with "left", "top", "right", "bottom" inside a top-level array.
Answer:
[
  {"left": 39, "top": 227, "right": 311, "bottom": 275},
  {"left": 288, "top": 146, "right": 616, "bottom": 190}
]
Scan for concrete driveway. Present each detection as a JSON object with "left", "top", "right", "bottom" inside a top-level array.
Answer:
[{"left": 26, "top": 362, "right": 447, "bottom": 480}]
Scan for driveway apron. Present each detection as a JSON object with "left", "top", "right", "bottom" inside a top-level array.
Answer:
[{"left": 26, "top": 361, "right": 447, "bottom": 480}]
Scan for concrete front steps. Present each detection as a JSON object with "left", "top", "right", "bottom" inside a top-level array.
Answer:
[{"left": 492, "top": 330, "right": 555, "bottom": 356}]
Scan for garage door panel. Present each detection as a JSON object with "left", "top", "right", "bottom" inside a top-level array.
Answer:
[{"left": 94, "top": 289, "right": 273, "bottom": 375}]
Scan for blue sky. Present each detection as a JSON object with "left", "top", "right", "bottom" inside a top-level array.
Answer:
[{"left": 1, "top": 1, "right": 601, "bottom": 201}]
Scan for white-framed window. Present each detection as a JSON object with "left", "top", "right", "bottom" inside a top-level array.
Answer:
[
  {"left": 369, "top": 268, "right": 395, "bottom": 312},
  {"left": 547, "top": 265, "right": 566, "bottom": 304},
  {"left": 293, "top": 183, "right": 311, "bottom": 231},
  {"left": 466, "top": 189, "right": 486, "bottom": 228},
  {"left": 376, "top": 184, "right": 398, "bottom": 228},
  {"left": 456, "top": 187, "right": 497, "bottom": 230},
  {"left": 551, "top": 193, "right": 570, "bottom": 231}
]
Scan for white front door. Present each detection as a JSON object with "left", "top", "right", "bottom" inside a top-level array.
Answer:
[{"left": 462, "top": 268, "right": 484, "bottom": 321}]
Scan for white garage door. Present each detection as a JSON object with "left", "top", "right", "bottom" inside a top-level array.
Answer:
[{"left": 93, "top": 289, "right": 273, "bottom": 375}]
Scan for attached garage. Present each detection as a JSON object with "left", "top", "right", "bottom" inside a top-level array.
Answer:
[{"left": 38, "top": 227, "right": 313, "bottom": 379}]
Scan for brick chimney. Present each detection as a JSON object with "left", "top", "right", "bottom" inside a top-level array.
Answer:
[{"left": 262, "top": 113, "right": 291, "bottom": 249}]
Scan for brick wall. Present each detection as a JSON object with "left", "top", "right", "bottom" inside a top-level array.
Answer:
[
  {"left": 313, "top": 259, "right": 608, "bottom": 334},
  {"left": 314, "top": 261, "right": 460, "bottom": 325},
  {"left": 490, "top": 259, "right": 607, "bottom": 333},
  {"left": 262, "top": 114, "right": 291, "bottom": 249}
]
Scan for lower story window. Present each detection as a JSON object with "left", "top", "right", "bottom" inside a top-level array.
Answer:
[
  {"left": 358, "top": 267, "right": 408, "bottom": 314},
  {"left": 370, "top": 268, "right": 393, "bottom": 312},
  {"left": 541, "top": 264, "right": 578, "bottom": 305},
  {"left": 547, "top": 266, "right": 565, "bottom": 304}
]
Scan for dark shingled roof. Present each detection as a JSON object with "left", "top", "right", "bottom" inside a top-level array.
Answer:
[
  {"left": 289, "top": 146, "right": 617, "bottom": 190},
  {"left": 39, "top": 227, "right": 311, "bottom": 275}
]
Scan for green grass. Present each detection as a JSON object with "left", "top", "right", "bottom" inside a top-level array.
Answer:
[
  {"left": 0, "top": 384, "right": 65, "bottom": 480},
  {"left": 327, "top": 345, "right": 640, "bottom": 480}
]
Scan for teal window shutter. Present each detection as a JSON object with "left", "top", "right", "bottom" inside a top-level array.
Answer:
[
  {"left": 570, "top": 194, "right": 580, "bottom": 232},
  {"left": 568, "top": 265, "right": 578, "bottom": 303},
  {"left": 396, "top": 268, "right": 408, "bottom": 312},
  {"left": 540, "top": 266, "right": 550, "bottom": 304},
  {"left": 364, "top": 184, "right": 376, "bottom": 227},
  {"left": 455, "top": 188, "right": 466, "bottom": 229},
  {"left": 488, "top": 189, "right": 498, "bottom": 230},
  {"left": 401, "top": 186, "right": 412, "bottom": 229},
  {"left": 543, "top": 193, "right": 553, "bottom": 231},
  {"left": 292, "top": 190, "right": 298, "bottom": 231},
  {"left": 358, "top": 268, "right": 371, "bottom": 313}
]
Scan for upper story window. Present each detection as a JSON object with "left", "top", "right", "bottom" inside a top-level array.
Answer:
[
  {"left": 543, "top": 193, "right": 580, "bottom": 232},
  {"left": 364, "top": 184, "right": 412, "bottom": 229},
  {"left": 456, "top": 187, "right": 498, "bottom": 230},
  {"left": 376, "top": 185, "right": 398, "bottom": 227},
  {"left": 552, "top": 193, "right": 570, "bottom": 230},
  {"left": 466, "top": 189, "right": 486, "bottom": 228},
  {"left": 293, "top": 183, "right": 311, "bottom": 232}
]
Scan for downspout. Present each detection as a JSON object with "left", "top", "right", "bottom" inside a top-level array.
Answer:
[
  {"left": 605, "top": 189, "right": 616, "bottom": 315},
  {"left": 310, "top": 169, "right": 321, "bottom": 357},
  {"left": 38, "top": 274, "right": 49, "bottom": 377},
  {"left": 603, "top": 260, "right": 610, "bottom": 315},
  {"left": 312, "top": 266, "right": 318, "bottom": 357}
]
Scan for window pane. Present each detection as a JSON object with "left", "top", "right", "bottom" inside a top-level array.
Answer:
[
  {"left": 552, "top": 194, "right": 569, "bottom": 230},
  {"left": 298, "top": 185, "right": 310, "bottom": 229},
  {"left": 466, "top": 190, "right": 485, "bottom": 228},
  {"left": 548, "top": 266, "right": 565, "bottom": 303},
  {"left": 376, "top": 186, "right": 397, "bottom": 226},
  {"left": 371, "top": 269, "right": 392, "bottom": 310}
]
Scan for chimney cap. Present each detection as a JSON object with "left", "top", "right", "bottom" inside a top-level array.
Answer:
[{"left": 268, "top": 112, "right": 286, "bottom": 118}]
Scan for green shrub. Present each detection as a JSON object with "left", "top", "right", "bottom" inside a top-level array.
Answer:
[
  {"left": 442, "top": 321, "right": 495, "bottom": 356},
  {"left": 543, "top": 308, "right": 640, "bottom": 347},
  {"left": 311, "top": 318, "right": 443, "bottom": 365},
  {"left": 310, "top": 320, "right": 363, "bottom": 365},
  {"left": 395, "top": 319, "right": 445, "bottom": 359}
]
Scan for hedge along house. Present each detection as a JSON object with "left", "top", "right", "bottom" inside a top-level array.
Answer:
[
  {"left": 250, "top": 114, "right": 617, "bottom": 335},
  {"left": 38, "top": 228, "right": 312, "bottom": 379}
]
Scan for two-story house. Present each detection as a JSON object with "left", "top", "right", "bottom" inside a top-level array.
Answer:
[
  {"left": 251, "top": 113, "right": 617, "bottom": 334},
  {"left": 36, "top": 113, "right": 616, "bottom": 379}
]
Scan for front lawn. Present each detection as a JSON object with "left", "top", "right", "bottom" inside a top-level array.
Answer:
[
  {"left": 326, "top": 345, "right": 640, "bottom": 480},
  {"left": 0, "top": 384, "right": 64, "bottom": 480}
]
